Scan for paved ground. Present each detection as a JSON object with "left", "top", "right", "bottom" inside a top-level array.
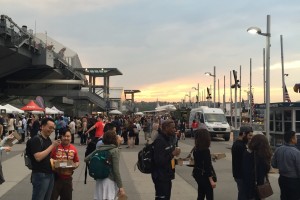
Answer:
[{"left": 0, "top": 132, "right": 281, "bottom": 200}]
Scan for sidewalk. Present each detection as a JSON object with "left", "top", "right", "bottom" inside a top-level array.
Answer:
[{"left": 0, "top": 134, "right": 198, "bottom": 200}]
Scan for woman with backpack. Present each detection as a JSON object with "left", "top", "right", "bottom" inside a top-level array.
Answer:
[{"left": 85, "top": 130, "right": 126, "bottom": 200}]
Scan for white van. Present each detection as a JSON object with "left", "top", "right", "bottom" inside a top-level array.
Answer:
[{"left": 189, "top": 106, "right": 231, "bottom": 141}]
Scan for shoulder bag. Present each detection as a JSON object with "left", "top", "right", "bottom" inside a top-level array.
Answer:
[{"left": 254, "top": 152, "right": 273, "bottom": 199}]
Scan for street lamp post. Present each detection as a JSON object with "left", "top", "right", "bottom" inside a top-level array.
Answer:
[
  {"left": 192, "top": 83, "right": 200, "bottom": 108},
  {"left": 247, "top": 15, "right": 271, "bottom": 141},
  {"left": 205, "top": 66, "right": 216, "bottom": 108}
]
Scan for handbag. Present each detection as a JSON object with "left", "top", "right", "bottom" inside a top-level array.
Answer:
[{"left": 254, "top": 152, "right": 273, "bottom": 199}]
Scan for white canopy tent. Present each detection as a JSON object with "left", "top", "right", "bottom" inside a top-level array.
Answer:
[
  {"left": 4, "top": 104, "right": 24, "bottom": 114},
  {"left": 51, "top": 106, "right": 64, "bottom": 114},
  {"left": 45, "top": 107, "right": 59, "bottom": 114},
  {"left": 109, "top": 109, "right": 122, "bottom": 115},
  {"left": 0, "top": 105, "right": 13, "bottom": 114},
  {"left": 134, "top": 112, "right": 144, "bottom": 116}
]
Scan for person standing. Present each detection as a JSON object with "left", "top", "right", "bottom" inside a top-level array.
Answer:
[
  {"left": 151, "top": 120, "right": 180, "bottom": 200},
  {"left": 242, "top": 134, "right": 272, "bottom": 200},
  {"left": 0, "top": 134, "right": 14, "bottom": 184},
  {"left": 272, "top": 131, "right": 300, "bottom": 200},
  {"left": 85, "top": 130, "right": 126, "bottom": 200},
  {"left": 7, "top": 114, "right": 15, "bottom": 134},
  {"left": 68, "top": 118, "right": 76, "bottom": 144},
  {"left": 51, "top": 129, "right": 79, "bottom": 200},
  {"left": 80, "top": 117, "right": 88, "bottom": 145},
  {"left": 31, "top": 118, "right": 61, "bottom": 200},
  {"left": 231, "top": 126, "right": 253, "bottom": 200},
  {"left": 143, "top": 118, "right": 151, "bottom": 144},
  {"left": 192, "top": 129, "right": 216, "bottom": 200},
  {"left": 31, "top": 115, "right": 41, "bottom": 138}
]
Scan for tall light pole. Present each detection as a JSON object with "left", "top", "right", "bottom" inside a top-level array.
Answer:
[
  {"left": 247, "top": 15, "right": 271, "bottom": 141},
  {"left": 205, "top": 66, "right": 216, "bottom": 108},
  {"left": 192, "top": 83, "right": 200, "bottom": 107}
]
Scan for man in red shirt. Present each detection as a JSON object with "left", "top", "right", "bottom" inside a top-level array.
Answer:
[
  {"left": 85, "top": 116, "right": 104, "bottom": 140},
  {"left": 51, "top": 129, "right": 79, "bottom": 200}
]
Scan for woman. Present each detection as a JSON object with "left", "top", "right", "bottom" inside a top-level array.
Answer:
[
  {"left": 7, "top": 114, "right": 15, "bottom": 134},
  {"left": 86, "top": 130, "right": 126, "bottom": 200},
  {"left": 242, "top": 134, "right": 272, "bottom": 200},
  {"left": 80, "top": 117, "right": 88, "bottom": 145},
  {"left": 192, "top": 129, "right": 216, "bottom": 200},
  {"left": 0, "top": 134, "right": 14, "bottom": 184}
]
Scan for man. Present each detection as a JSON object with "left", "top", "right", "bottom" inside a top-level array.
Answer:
[
  {"left": 272, "top": 131, "right": 300, "bottom": 200},
  {"left": 85, "top": 116, "right": 104, "bottom": 140},
  {"left": 231, "top": 125, "right": 253, "bottom": 200},
  {"left": 151, "top": 120, "right": 181, "bottom": 200},
  {"left": 31, "top": 118, "right": 61, "bottom": 200},
  {"left": 51, "top": 129, "right": 79, "bottom": 200}
]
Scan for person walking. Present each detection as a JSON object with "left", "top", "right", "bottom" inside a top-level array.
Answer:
[
  {"left": 231, "top": 126, "right": 253, "bottom": 200},
  {"left": 126, "top": 121, "right": 137, "bottom": 148},
  {"left": 85, "top": 116, "right": 104, "bottom": 141},
  {"left": 192, "top": 129, "right": 216, "bottom": 200},
  {"left": 85, "top": 130, "right": 126, "bottom": 200},
  {"left": 151, "top": 120, "right": 180, "bottom": 200},
  {"left": 272, "top": 130, "right": 300, "bottom": 200},
  {"left": 242, "top": 134, "right": 272, "bottom": 200},
  {"left": 31, "top": 118, "right": 61, "bottom": 200},
  {"left": 51, "top": 129, "right": 79, "bottom": 200}
]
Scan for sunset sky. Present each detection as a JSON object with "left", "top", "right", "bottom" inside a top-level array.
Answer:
[{"left": 2, "top": 0, "right": 300, "bottom": 103}]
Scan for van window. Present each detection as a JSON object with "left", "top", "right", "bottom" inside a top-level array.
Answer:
[{"left": 205, "top": 113, "right": 226, "bottom": 122}]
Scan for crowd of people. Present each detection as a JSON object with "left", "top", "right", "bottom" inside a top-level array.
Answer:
[{"left": 0, "top": 112, "right": 300, "bottom": 200}]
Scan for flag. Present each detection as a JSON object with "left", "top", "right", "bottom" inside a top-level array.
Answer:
[{"left": 284, "top": 85, "right": 291, "bottom": 102}]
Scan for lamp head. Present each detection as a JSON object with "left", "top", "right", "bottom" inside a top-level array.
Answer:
[
  {"left": 205, "top": 72, "right": 214, "bottom": 77},
  {"left": 247, "top": 27, "right": 262, "bottom": 35}
]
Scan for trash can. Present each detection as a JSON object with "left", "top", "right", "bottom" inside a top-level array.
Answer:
[{"left": 233, "top": 129, "right": 239, "bottom": 142}]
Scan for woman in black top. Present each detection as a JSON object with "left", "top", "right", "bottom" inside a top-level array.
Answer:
[
  {"left": 192, "top": 129, "right": 216, "bottom": 200},
  {"left": 242, "top": 134, "right": 272, "bottom": 199}
]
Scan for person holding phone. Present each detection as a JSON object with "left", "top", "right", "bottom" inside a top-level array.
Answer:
[{"left": 31, "top": 118, "right": 61, "bottom": 200}]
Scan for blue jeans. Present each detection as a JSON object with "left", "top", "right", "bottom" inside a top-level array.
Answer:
[{"left": 32, "top": 172, "right": 54, "bottom": 200}]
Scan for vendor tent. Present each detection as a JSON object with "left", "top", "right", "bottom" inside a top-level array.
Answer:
[
  {"left": 4, "top": 104, "right": 24, "bottom": 114},
  {"left": 20, "top": 100, "right": 44, "bottom": 111},
  {"left": 51, "top": 106, "right": 64, "bottom": 114},
  {"left": 109, "top": 109, "right": 122, "bottom": 115},
  {"left": 45, "top": 107, "right": 58, "bottom": 114},
  {"left": 0, "top": 105, "right": 13, "bottom": 113},
  {"left": 134, "top": 112, "right": 144, "bottom": 116}
]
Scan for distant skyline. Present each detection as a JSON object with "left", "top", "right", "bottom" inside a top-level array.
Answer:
[{"left": 2, "top": 0, "right": 300, "bottom": 103}]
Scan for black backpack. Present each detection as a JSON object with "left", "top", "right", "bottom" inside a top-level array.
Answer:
[
  {"left": 24, "top": 135, "right": 43, "bottom": 170},
  {"left": 136, "top": 143, "right": 155, "bottom": 174}
]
